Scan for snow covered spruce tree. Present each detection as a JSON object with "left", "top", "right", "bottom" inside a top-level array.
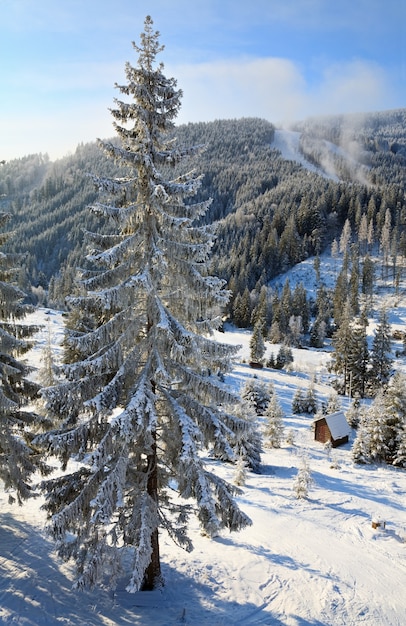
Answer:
[
  {"left": 352, "top": 373, "right": 406, "bottom": 466},
  {"left": 37, "top": 17, "right": 252, "bottom": 592},
  {"left": 0, "top": 213, "right": 50, "bottom": 503},
  {"left": 249, "top": 321, "right": 265, "bottom": 366},
  {"left": 370, "top": 307, "right": 393, "bottom": 393},
  {"left": 264, "top": 394, "right": 284, "bottom": 448}
]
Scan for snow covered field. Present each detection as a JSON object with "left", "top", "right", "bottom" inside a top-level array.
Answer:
[{"left": 1, "top": 298, "right": 406, "bottom": 625}]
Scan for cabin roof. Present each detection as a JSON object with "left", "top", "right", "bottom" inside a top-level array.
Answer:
[{"left": 315, "top": 411, "right": 350, "bottom": 440}]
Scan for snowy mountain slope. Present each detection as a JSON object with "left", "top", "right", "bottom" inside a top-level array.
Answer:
[
  {"left": 271, "top": 129, "right": 369, "bottom": 183},
  {"left": 272, "top": 129, "right": 339, "bottom": 181},
  {"left": 1, "top": 307, "right": 406, "bottom": 625}
]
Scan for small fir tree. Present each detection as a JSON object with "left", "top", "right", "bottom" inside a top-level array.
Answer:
[
  {"left": 393, "top": 424, "right": 406, "bottom": 468},
  {"left": 38, "top": 318, "right": 57, "bottom": 388},
  {"left": 293, "top": 456, "right": 313, "bottom": 499},
  {"left": 241, "top": 378, "right": 272, "bottom": 415},
  {"left": 266, "top": 352, "right": 276, "bottom": 368},
  {"left": 303, "top": 378, "right": 318, "bottom": 414},
  {"left": 234, "top": 454, "right": 248, "bottom": 486},
  {"left": 367, "top": 391, "right": 391, "bottom": 462},
  {"left": 230, "top": 399, "right": 262, "bottom": 473},
  {"left": 292, "top": 388, "right": 305, "bottom": 414},
  {"left": 264, "top": 395, "right": 284, "bottom": 448},
  {"left": 324, "top": 391, "right": 340, "bottom": 415},
  {"left": 352, "top": 409, "right": 371, "bottom": 464},
  {"left": 275, "top": 344, "right": 293, "bottom": 370},
  {"left": 346, "top": 398, "right": 360, "bottom": 429},
  {"left": 285, "top": 429, "right": 295, "bottom": 445}
]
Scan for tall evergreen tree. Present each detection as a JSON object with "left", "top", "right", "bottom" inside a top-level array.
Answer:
[
  {"left": 291, "top": 282, "right": 309, "bottom": 333},
  {"left": 381, "top": 372, "right": 406, "bottom": 463},
  {"left": 233, "top": 287, "right": 252, "bottom": 328},
  {"left": 352, "top": 373, "right": 406, "bottom": 466},
  {"left": 370, "top": 307, "right": 393, "bottom": 392},
  {"left": 250, "top": 284, "right": 269, "bottom": 337},
  {"left": 380, "top": 207, "right": 391, "bottom": 280},
  {"left": 333, "top": 269, "right": 349, "bottom": 327},
  {"left": 351, "top": 409, "right": 371, "bottom": 464},
  {"left": 361, "top": 253, "right": 374, "bottom": 307},
  {"left": 358, "top": 213, "right": 368, "bottom": 256},
  {"left": 250, "top": 322, "right": 266, "bottom": 365},
  {"left": 37, "top": 18, "right": 251, "bottom": 593},
  {"left": 339, "top": 218, "right": 351, "bottom": 273},
  {"left": 349, "top": 244, "right": 360, "bottom": 314},
  {"left": 0, "top": 213, "right": 49, "bottom": 503},
  {"left": 331, "top": 300, "right": 353, "bottom": 395},
  {"left": 347, "top": 313, "right": 369, "bottom": 398}
]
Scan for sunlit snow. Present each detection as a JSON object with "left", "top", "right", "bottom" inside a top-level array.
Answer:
[{"left": 1, "top": 256, "right": 406, "bottom": 624}]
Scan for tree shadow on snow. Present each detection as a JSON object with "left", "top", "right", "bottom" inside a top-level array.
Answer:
[
  {"left": 0, "top": 512, "right": 293, "bottom": 626},
  {"left": 311, "top": 470, "right": 405, "bottom": 512}
]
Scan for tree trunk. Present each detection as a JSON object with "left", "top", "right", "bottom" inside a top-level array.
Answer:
[{"left": 141, "top": 429, "right": 161, "bottom": 590}]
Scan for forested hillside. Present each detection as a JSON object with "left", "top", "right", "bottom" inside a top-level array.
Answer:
[{"left": 1, "top": 110, "right": 405, "bottom": 316}]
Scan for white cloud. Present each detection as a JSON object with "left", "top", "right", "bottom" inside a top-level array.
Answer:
[
  {"left": 172, "top": 57, "right": 307, "bottom": 126},
  {"left": 307, "top": 60, "right": 396, "bottom": 117},
  {"left": 172, "top": 56, "right": 397, "bottom": 127},
  {"left": 1, "top": 54, "right": 399, "bottom": 161}
]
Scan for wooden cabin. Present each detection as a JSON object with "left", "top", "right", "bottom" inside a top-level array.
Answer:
[{"left": 314, "top": 411, "right": 350, "bottom": 448}]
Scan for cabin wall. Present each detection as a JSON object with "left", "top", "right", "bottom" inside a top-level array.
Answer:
[{"left": 315, "top": 419, "right": 330, "bottom": 443}]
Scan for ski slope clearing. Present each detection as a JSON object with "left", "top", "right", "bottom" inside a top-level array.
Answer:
[
  {"left": 1, "top": 308, "right": 405, "bottom": 625},
  {"left": 271, "top": 129, "right": 339, "bottom": 181},
  {"left": 271, "top": 129, "right": 369, "bottom": 184}
]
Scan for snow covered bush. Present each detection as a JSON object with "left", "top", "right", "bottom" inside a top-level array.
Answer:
[
  {"left": 293, "top": 456, "right": 313, "bottom": 499},
  {"left": 234, "top": 455, "right": 248, "bottom": 486},
  {"left": 241, "top": 378, "right": 273, "bottom": 415}
]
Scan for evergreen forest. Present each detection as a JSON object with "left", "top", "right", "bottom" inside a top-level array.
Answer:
[{"left": 1, "top": 109, "right": 405, "bottom": 320}]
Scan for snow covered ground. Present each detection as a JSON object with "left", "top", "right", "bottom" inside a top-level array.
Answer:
[{"left": 1, "top": 291, "right": 406, "bottom": 625}]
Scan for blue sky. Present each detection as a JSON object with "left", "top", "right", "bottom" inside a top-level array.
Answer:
[{"left": 1, "top": 0, "right": 405, "bottom": 161}]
